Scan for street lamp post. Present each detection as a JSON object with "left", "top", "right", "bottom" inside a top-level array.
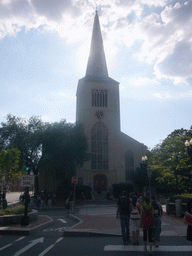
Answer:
[
  {"left": 142, "top": 155, "right": 152, "bottom": 200},
  {"left": 185, "top": 139, "right": 192, "bottom": 192},
  {"left": 185, "top": 139, "right": 192, "bottom": 157}
]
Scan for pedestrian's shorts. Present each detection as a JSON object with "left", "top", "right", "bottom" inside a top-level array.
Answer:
[{"left": 130, "top": 219, "right": 140, "bottom": 232}]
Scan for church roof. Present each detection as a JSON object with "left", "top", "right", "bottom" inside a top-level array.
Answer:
[{"left": 85, "top": 11, "right": 108, "bottom": 78}]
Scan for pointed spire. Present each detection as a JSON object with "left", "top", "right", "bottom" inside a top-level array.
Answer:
[{"left": 85, "top": 11, "right": 108, "bottom": 77}]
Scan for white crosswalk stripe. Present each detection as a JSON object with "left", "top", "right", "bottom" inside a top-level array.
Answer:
[{"left": 104, "top": 245, "right": 192, "bottom": 252}]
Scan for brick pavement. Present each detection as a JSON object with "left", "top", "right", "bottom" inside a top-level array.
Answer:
[
  {"left": 67, "top": 205, "right": 187, "bottom": 237},
  {"left": 0, "top": 200, "right": 187, "bottom": 237}
]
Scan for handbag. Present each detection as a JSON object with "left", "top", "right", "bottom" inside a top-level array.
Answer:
[{"left": 184, "top": 212, "right": 192, "bottom": 224}]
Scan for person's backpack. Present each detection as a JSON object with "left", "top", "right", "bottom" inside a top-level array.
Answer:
[
  {"left": 119, "top": 196, "right": 130, "bottom": 215},
  {"left": 152, "top": 201, "right": 161, "bottom": 218},
  {"left": 142, "top": 204, "right": 154, "bottom": 229},
  {"left": 130, "top": 205, "right": 140, "bottom": 220}
]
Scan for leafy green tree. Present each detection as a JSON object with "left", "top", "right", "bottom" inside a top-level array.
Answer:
[
  {"left": 0, "top": 115, "right": 89, "bottom": 195},
  {"left": 38, "top": 120, "right": 89, "bottom": 191},
  {"left": 0, "top": 114, "right": 46, "bottom": 169},
  {"left": 150, "top": 128, "right": 192, "bottom": 194},
  {"left": 0, "top": 114, "right": 47, "bottom": 196},
  {"left": 0, "top": 148, "right": 21, "bottom": 185}
]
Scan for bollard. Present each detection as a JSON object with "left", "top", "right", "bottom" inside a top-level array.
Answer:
[
  {"left": 175, "top": 199, "right": 182, "bottom": 217},
  {"left": 71, "top": 201, "right": 74, "bottom": 214}
]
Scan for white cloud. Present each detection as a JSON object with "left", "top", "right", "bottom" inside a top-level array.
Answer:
[
  {"left": 41, "top": 115, "right": 50, "bottom": 122},
  {"left": 0, "top": 111, "right": 8, "bottom": 118},
  {"left": 128, "top": 76, "right": 160, "bottom": 87},
  {"left": 136, "top": 1, "right": 192, "bottom": 83},
  {"left": 139, "top": 0, "right": 167, "bottom": 7},
  {"left": 120, "top": 84, "right": 126, "bottom": 91},
  {"left": 154, "top": 92, "right": 172, "bottom": 99},
  {"left": 58, "top": 92, "right": 74, "bottom": 98},
  {"left": 154, "top": 89, "right": 192, "bottom": 99},
  {"left": 0, "top": 0, "right": 192, "bottom": 85}
]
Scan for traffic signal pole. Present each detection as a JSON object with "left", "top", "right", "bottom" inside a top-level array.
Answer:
[{"left": 20, "top": 156, "right": 31, "bottom": 226}]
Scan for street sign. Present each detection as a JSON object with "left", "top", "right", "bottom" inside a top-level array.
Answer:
[
  {"left": 72, "top": 177, "right": 78, "bottom": 184},
  {"left": 21, "top": 175, "right": 34, "bottom": 187}
]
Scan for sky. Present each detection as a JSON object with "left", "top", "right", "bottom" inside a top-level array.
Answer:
[{"left": 0, "top": 0, "right": 192, "bottom": 150}]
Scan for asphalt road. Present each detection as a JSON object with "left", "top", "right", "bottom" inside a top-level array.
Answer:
[
  {"left": 0, "top": 209, "right": 77, "bottom": 256},
  {"left": 0, "top": 233, "right": 191, "bottom": 256},
  {"left": 0, "top": 197, "right": 192, "bottom": 256}
]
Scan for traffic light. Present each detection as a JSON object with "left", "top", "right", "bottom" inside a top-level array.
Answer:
[{"left": 25, "top": 156, "right": 32, "bottom": 173}]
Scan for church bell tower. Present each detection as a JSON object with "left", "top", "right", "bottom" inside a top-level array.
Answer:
[{"left": 76, "top": 11, "right": 122, "bottom": 191}]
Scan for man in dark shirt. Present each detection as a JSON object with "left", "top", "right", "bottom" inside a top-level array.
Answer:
[
  {"left": 116, "top": 191, "right": 131, "bottom": 245},
  {"left": 151, "top": 195, "right": 163, "bottom": 247}
]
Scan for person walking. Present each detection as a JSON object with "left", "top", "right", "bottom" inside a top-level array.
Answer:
[
  {"left": 116, "top": 191, "right": 131, "bottom": 245},
  {"left": 140, "top": 196, "right": 154, "bottom": 256},
  {"left": 184, "top": 198, "right": 192, "bottom": 245},
  {"left": 151, "top": 195, "right": 163, "bottom": 247},
  {"left": 130, "top": 195, "right": 140, "bottom": 245}
]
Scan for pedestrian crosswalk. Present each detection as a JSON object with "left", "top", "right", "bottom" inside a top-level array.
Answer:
[{"left": 104, "top": 245, "right": 192, "bottom": 252}]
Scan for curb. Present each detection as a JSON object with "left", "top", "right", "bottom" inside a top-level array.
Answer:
[
  {"left": 63, "top": 214, "right": 121, "bottom": 237},
  {"left": 0, "top": 215, "right": 53, "bottom": 235},
  {"left": 0, "top": 227, "right": 30, "bottom": 235}
]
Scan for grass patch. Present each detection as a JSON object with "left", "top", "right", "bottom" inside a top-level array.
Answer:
[
  {"left": 170, "top": 194, "right": 192, "bottom": 203},
  {"left": 0, "top": 205, "right": 32, "bottom": 216}
]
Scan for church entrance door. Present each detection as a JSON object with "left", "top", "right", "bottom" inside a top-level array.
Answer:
[{"left": 94, "top": 174, "right": 107, "bottom": 192}]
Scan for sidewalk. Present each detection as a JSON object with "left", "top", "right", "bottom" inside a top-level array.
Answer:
[
  {"left": 63, "top": 203, "right": 187, "bottom": 237},
  {"left": 0, "top": 199, "right": 188, "bottom": 237}
]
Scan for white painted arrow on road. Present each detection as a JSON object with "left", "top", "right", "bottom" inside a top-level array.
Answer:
[
  {"left": 57, "top": 218, "right": 67, "bottom": 223},
  {"left": 0, "top": 237, "right": 25, "bottom": 251},
  {"left": 38, "top": 237, "right": 63, "bottom": 256},
  {"left": 14, "top": 237, "right": 44, "bottom": 256}
]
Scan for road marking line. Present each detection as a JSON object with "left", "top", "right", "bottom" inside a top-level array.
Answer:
[
  {"left": 68, "top": 214, "right": 83, "bottom": 229},
  {"left": 104, "top": 245, "right": 192, "bottom": 252},
  {"left": 38, "top": 237, "right": 64, "bottom": 256},
  {"left": 43, "top": 228, "right": 53, "bottom": 232},
  {"left": 0, "top": 237, "right": 25, "bottom": 251},
  {"left": 14, "top": 237, "right": 44, "bottom": 256},
  {"left": 43, "top": 227, "right": 67, "bottom": 232},
  {"left": 57, "top": 218, "right": 67, "bottom": 223},
  {"left": 30, "top": 215, "right": 53, "bottom": 230}
]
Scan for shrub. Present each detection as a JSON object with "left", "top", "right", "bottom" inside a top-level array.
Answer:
[
  {"left": 0, "top": 205, "right": 32, "bottom": 216},
  {"left": 55, "top": 184, "right": 92, "bottom": 200},
  {"left": 169, "top": 193, "right": 192, "bottom": 203},
  {"left": 112, "top": 183, "right": 134, "bottom": 199},
  {"left": 72, "top": 184, "right": 92, "bottom": 200}
]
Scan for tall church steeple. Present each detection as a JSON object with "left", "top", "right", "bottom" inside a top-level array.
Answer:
[{"left": 85, "top": 11, "right": 108, "bottom": 78}]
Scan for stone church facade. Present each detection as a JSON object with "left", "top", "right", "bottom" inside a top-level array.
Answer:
[{"left": 76, "top": 11, "right": 146, "bottom": 192}]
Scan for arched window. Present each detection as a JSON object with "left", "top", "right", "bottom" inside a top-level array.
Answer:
[
  {"left": 125, "top": 151, "right": 134, "bottom": 181},
  {"left": 91, "top": 122, "right": 108, "bottom": 170}
]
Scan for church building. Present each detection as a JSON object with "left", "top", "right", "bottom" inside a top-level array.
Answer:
[{"left": 76, "top": 11, "right": 146, "bottom": 192}]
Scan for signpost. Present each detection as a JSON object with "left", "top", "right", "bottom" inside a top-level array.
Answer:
[
  {"left": 72, "top": 177, "right": 78, "bottom": 184},
  {"left": 21, "top": 175, "right": 34, "bottom": 187},
  {"left": 72, "top": 177, "right": 78, "bottom": 213}
]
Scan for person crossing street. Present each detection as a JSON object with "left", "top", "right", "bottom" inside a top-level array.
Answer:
[
  {"left": 116, "top": 191, "right": 131, "bottom": 245},
  {"left": 151, "top": 195, "right": 163, "bottom": 247}
]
